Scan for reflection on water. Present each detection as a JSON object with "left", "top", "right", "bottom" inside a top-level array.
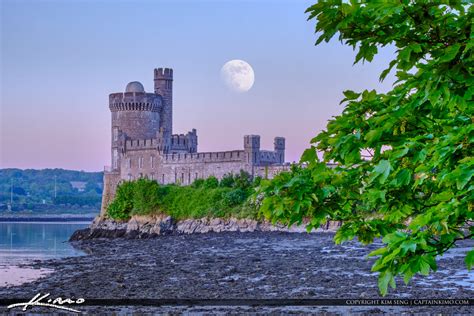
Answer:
[{"left": 0, "top": 222, "right": 89, "bottom": 287}]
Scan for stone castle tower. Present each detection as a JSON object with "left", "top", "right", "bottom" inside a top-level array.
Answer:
[{"left": 100, "top": 67, "right": 288, "bottom": 216}]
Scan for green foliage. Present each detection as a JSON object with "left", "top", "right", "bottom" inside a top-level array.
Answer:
[
  {"left": 191, "top": 178, "right": 205, "bottom": 188},
  {"left": 0, "top": 168, "right": 103, "bottom": 210},
  {"left": 223, "top": 188, "right": 249, "bottom": 207},
  {"left": 107, "top": 176, "right": 259, "bottom": 221},
  {"left": 259, "top": 2, "right": 473, "bottom": 295},
  {"left": 220, "top": 173, "right": 236, "bottom": 188},
  {"left": 130, "top": 178, "right": 161, "bottom": 215},
  {"left": 203, "top": 176, "right": 219, "bottom": 189},
  {"left": 234, "top": 170, "right": 253, "bottom": 190},
  {"left": 107, "top": 181, "right": 135, "bottom": 220}
]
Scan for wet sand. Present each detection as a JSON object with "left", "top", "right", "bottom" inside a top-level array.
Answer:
[{"left": 0, "top": 232, "right": 472, "bottom": 314}]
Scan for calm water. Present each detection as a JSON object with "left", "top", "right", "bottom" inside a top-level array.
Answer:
[{"left": 0, "top": 222, "right": 89, "bottom": 286}]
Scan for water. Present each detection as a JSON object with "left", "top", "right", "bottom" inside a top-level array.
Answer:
[{"left": 0, "top": 222, "right": 89, "bottom": 287}]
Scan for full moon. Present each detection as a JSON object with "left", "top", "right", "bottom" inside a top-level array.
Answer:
[{"left": 220, "top": 60, "right": 255, "bottom": 92}]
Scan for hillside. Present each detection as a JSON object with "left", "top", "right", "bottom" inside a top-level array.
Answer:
[{"left": 0, "top": 168, "right": 103, "bottom": 214}]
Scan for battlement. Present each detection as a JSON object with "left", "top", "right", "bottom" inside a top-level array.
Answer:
[
  {"left": 244, "top": 135, "right": 260, "bottom": 149},
  {"left": 162, "top": 150, "right": 245, "bottom": 164},
  {"left": 154, "top": 68, "right": 173, "bottom": 80},
  {"left": 125, "top": 138, "right": 158, "bottom": 150},
  {"left": 259, "top": 150, "right": 281, "bottom": 165},
  {"left": 109, "top": 92, "right": 162, "bottom": 112}
]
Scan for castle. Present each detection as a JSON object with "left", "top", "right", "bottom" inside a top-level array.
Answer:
[{"left": 101, "top": 67, "right": 289, "bottom": 214}]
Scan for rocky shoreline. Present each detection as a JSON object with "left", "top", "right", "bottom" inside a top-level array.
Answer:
[
  {"left": 2, "top": 231, "right": 473, "bottom": 314},
  {"left": 70, "top": 215, "right": 342, "bottom": 241}
]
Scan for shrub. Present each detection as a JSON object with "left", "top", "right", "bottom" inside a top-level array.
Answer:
[
  {"left": 234, "top": 170, "right": 252, "bottom": 190},
  {"left": 219, "top": 173, "right": 235, "bottom": 188},
  {"left": 203, "top": 176, "right": 219, "bottom": 189},
  {"left": 223, "top": 188, "right": 248, "bottom": 207},
  {"left": 253, "top": 176, "right": 262, "bottom": 187},
  {"left": 131, "top": 178, "right": 161, "bottom": 215},
  {"left": 191, "top": 178, "right": 205, "bottom": 188},
  {"left": 107, "top": 174, "right": 259, "bottom": 221},
  {"left": 107, "top": 181, "right": 135, "bottom": 220}
]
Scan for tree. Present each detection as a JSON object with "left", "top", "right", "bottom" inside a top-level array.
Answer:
[{"left": 259, "top": 1, "right": 473, "bottom": 295}]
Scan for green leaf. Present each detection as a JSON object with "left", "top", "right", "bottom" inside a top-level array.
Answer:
[
  {"left": 409, "top": 213, "right": 432, "bottom": 231},
  {"left": 343, "top": 90, "right": 361, "bottom": 100},
  {"left": 433, "top": 191, "right": 453, "bottom": 202},
  {"left": 365, "top": 129, "right": 383, "bottom": 145},
  {"left": 409, "top": 43, "right": 422, "bottom": 53},
  {"left": 456, "top": 168, "right": 473, "bottom": 190},
  {"left": 419, "top": 258, "right": 430, "bottom": 276},
  {"left": 301, "top": 147, "right": 317, "bottom": 163},
  {"left": 466, "top": 250, "right": 474, "bottom": 271},
  {"left": 400, "top": 240, "right": 417, "bottom": 255},
  {"left": 371, "top": 160, "right": 392, "bottom": 184},
  {"left": 378, "top": 271, "right": 393, "bottom": 296},
  {"left": 392, "top": 169, "right": 411, "bottom": 187},
  {"left": 403, "top": 269, "right": 415, "bottom": 285},
  {"left": 368, "top": 247, "right": 388, "bottom": 257},
  {"left": 438, "top": 44, "right": 461, "bottom": 63}
]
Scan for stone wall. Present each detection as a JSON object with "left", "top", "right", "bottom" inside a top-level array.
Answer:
[{"left": 100, "top": 171, "right": 121, "bottom": 218}]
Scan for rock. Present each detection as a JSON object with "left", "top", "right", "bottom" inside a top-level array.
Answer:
[
  {"left": 70, "top": 215, "right": 341, "bottom": 240},
  {"left": 69, "top": 228, "right": 91, "bottom": 241}
]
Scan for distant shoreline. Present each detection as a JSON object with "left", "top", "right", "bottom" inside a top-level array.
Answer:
[{"left": 0, "top": 216, "right": 95, "bottom": 222}]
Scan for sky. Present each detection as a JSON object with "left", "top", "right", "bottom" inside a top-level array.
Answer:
[{"left": 0, "top": 0, "right": 396, "bottom": 172}]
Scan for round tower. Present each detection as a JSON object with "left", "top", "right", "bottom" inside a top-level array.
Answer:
[{"left": 109, "top": 82, "right": 162, "bottom": 169}]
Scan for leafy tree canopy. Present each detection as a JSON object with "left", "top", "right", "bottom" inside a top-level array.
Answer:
[{"left": 259, "top": 1, "right": 473, "bottom": 295}]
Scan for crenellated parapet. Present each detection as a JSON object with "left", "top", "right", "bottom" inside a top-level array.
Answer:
[
  {"left": 169, "top": 129, "right": 198, "bottom": 154},
  {"left": 161, "top": 150, "right": 246, "bottom": 164},
  {"left": 259, "top": 150, "right": 281, "bottom": 165},
  {"left": 109, "top": 92, "right": 162, "bottom": 112},
  {"left": 125, "top": 138, "right": 158, "bottom": 151}
]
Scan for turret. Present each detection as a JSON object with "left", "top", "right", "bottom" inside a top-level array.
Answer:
[
  {"left": 274, "top": 137, "right": 285, "bottom": 164},
  {"left": 244, "top": 135, "right": 260, "bottom": 165},
  {"left": 154, "top": 68, "right": 173, "bottom": 139}
]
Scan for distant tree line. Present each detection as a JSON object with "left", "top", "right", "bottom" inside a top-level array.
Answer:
[{"left": 0, "top": 168, "right": 103, "bottom": 211}]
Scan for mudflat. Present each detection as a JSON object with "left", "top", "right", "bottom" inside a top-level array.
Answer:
[{"left": 1, "top": 232, "right": 472, "bottom": 314}]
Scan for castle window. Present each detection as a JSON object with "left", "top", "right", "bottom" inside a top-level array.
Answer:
[
  {"left": 127, "top": 158, "right": 131, "bottom": 169},
  {"left": 162, "top": 174, "right": 165, "bottom": 184},
  {"left": 150, "top": 173, "right": 155, "bottom": 180},
  {"left": 181, "top": 173, "right": 184, "bottom": 183},
  {"left": 150, "top": 156, "right": 154, "bottom": 168},
  {"left": 113, "top": 128, "right": 119, "bottom": 142},
  {"left": 138, "top": 157, "right": 144, "bottom": 169},
  {"left": 112, "top": 149, "right": 118, "bottom": 169},
  {"left": 195, "top": 172, "right": 198, "bottom": 180},
  {"left": 188, "top": 173, "right": 191, "bottom": 184}
]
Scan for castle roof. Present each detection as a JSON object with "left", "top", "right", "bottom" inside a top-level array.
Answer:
[{"left": 125, "top": 81, "right": 145, "bottom": 93}]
